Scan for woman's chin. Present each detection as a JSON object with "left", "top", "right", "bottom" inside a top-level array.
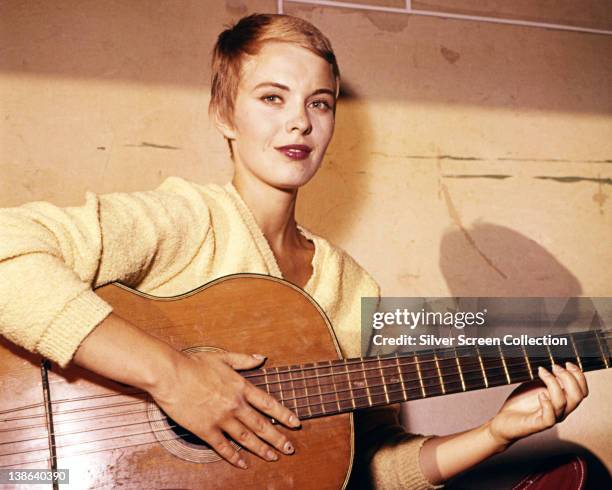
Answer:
[{"left": 266, "top": 170, "right": 319, "bottom": 191}]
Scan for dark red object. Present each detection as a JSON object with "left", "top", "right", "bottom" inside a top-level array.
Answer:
[{"left": 512, "top": 455, "right": 587, "bottom": 490}]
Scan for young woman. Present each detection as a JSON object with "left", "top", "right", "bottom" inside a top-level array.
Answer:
[{"left": 0, "top": 14, "right": 588, "bottom": 489}]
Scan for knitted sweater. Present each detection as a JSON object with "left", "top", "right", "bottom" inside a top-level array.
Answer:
[{"left": 0, "top": 177, "right": 437, "bottom": 489}]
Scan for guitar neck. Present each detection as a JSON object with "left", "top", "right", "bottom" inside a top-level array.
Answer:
[{"left": 249, "top": 329, "right": 612, "bottom": 420}]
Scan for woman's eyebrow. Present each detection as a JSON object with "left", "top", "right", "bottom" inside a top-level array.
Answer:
[{"left": 252, "top": 82, "right": 335, "bottom": 97}]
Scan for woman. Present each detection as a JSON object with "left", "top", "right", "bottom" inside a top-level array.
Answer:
[{"left": 0, "top": 14, "right": 588, "bottom": 489}]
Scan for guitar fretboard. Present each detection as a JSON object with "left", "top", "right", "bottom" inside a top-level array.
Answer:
[{"left": 246, "top": 329, "right": 611, "bottom": 420}]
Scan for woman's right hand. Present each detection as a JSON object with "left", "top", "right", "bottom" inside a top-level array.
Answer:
[
  {"left": 151, "top": 350, "right": 301, "bottom": 469},
  {"left": 74, "top": 313, "right": 300, "bottom": 470}
]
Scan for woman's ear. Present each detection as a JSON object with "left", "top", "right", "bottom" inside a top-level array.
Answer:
[{"left": 213, "top": 109, "right": 237, "bottom": 140}]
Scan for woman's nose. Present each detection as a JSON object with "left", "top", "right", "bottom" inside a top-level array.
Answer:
[{"left": 285, "top": 106, "right": 312, "bottom": 135}]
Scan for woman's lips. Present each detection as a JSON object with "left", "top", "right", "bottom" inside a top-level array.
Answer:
[{"left": 276, "top": 145, "right": 312, "bottom": 161}]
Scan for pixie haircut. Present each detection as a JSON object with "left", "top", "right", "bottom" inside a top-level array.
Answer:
[{"left": 209, "top": 13, "right": 340, "bottom": 126}]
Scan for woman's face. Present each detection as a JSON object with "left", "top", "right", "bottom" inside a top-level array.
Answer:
[{"left": 218, "top": 42, "right": 337, "bottom": 191}]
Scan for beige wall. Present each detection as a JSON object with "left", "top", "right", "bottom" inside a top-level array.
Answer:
[{"left": 2, "top": 0, "right": 611, "bottom": 479}]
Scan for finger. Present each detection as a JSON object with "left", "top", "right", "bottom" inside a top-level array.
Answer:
[
  {"left": 538, "top": 366, "right": 566, "bottom": 418},
  {"left": 237, "top": 405, "right": 295, "bottom": 455},
  {"left": 552, "top": 364, "right": 584, "bottom": 416},
  {"left": 245, "top": 383, "right": 301, "bottom": 429},
  {"left": 221, "top": 418, "right": 279, "bottom": 462},
  {"left": 538, "top": 392, "right": 556, "bottom": 429},
  {"left": 222, "top": 352, "right": 267, "bottom": 370},
  {"left": 566, "top": 362, "right": 589, "bottom": 397},
  {"left": 206, "top": 429, "right": 248, "bottom": 469}
]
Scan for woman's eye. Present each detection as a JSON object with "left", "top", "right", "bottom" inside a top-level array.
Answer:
[
  {"left": 310, "top": 100, "right": 332, "bottom": 111},
  {"left": 262, "top": 95, "right": 282, "bottom": 104}
]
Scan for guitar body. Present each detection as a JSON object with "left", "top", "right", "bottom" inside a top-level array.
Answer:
[{"left": 0, "top": 275, "right": 353, "bottom": 489}]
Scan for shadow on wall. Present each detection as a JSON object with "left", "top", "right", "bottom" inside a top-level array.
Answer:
[
  {"left": 439, "top": 222, "right": 582, "bottom": 297},
  {"left": 434, "top": 220, "right": 583, "bottom": 441},
  {"left": 438, "top": 224, "right": 609, "bottom": 488}
]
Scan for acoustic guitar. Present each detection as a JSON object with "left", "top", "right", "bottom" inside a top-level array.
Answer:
[{"left": 1, "top": 275, "right": 610, "bottom": 489}]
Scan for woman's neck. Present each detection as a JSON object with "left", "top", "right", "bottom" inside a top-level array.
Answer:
[{"left": 232, "top": 174, "right": 300, "bottom": 252}]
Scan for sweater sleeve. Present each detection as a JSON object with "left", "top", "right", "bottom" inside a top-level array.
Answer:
[
  {"left": 350, "top": 406, "right": 441, "bottom": 490},
  {"left": 0, "top": 177, "right": 211, "bottom": 367}
]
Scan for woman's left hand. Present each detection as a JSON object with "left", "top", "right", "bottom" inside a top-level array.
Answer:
[{"left": 486, "top": 362, "right": 589, "bottom": 448}]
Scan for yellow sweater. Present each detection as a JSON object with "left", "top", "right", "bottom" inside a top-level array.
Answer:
[{"left": 0, "top": 177, "right": 437, "bottom": 489}]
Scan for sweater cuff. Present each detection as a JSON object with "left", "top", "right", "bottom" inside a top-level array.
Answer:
[
  {"left": 37, "top": 289, "right": 113, "bottom": 368},
  {"left": 396, "top": 435, "right": 444, "bottom": 490}
]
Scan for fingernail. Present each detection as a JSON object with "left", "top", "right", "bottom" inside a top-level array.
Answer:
[
  {"left": 252, "top": 354, "right": 266, "bottom": 361},
  {"left": 538, "top": 366, "right": 550, "bottom": 376},
  {"left": 238, "top": 458, "right": 248, "bottom": 469},
  {"left": 552, "top": 364, "right": 563, "bottom": 374},
  {"left": 289, "top": 415, "right": 301, "bottom": 428},
  {"left": 284, "top": 441, "right": 294, "bottom": 454},
  {"left": 267, "top": 450, "right": 278, "bottom": 461},
  {"left": 566, "top": 362, "right": 579, "bottom": 371}
]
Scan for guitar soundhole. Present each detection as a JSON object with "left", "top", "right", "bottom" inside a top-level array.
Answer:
[{"left": 163, "top": 412, "right": 212, "bottom": 449}]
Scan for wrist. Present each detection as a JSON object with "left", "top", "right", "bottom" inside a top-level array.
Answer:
[
  {"left": 482, "top": 420, "right": 512, "bottom": 454},
  {"left": 144, "top": 346, "right": 186, "bottom": 401}
]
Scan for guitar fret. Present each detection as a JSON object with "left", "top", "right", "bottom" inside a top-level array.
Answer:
[
  {"left": 454, "top": 348, "right": 466, "bottom": 392},
  {"left": 313, "top": 364, "right": 326, "bottom": 415},
  {"left": 303, "top": 367, "right": 315, "bottom": 417},
  {"left": 270, "top": 367, "right": 283, "bottom": 407},
  {"left": 344, "top": 362, "right": 357, "bottom": 410},
  {"left": 327, "top": 360, "right": 342, "bottom": 413},
  {"left": 361, "top": 359, "right": 373, "bottom": 407},
  {"left": 498, "top": 344, "right": 511, "bottom": 384},
  {"left": 476, "top": 345, "right": 489, "bottom": 388},
  {"left": 305, "top": 363, "right": 324, "bottom": 417},
  {"left": 380, "top": 356, "right": 406, "bottom": 404},
  {"left": 595, "top": 331, "right": 610, "bottom": 369},
  {"left": 569, "top": 333, "right": 583, "bottom": 371},
  {"left": 395, "top": 354, "right": 408, "bottom": 401},
  {"left": 415, "top": 355, "right": 426, "bottom": 398},
  {"left": 433, "top": 350, "right": 446, "bottom": 394},
  {"left": 520, "top": 344, "right": 534, "bottom": 380},
  {"left": 290, "top": 366, "right": 309, "bottom": 418},
  {"left": 263, "top": 368, "right": 269, "bottom": 394},
  {"left": 572, "top": 332, "right": 606, "bottom": 371},
  {"left": 545, "top": 343, "right": 555, "bottom": 367},
  {"left": 331, "top": 360, "right": 354, "bottom": 412},
  {"left": 549, "top": 334, "right": 582, "bottom": 369},
  {"left": 436, "top": 349, "right": 463, "bottom": 396},
  {"left": 398, "top": 352, "right": 427, "bottom": 400},
  {"left": 378, "top": 358, "right": 391, "bottom": 404},
  {"left": 279, "top": 366, "right": 297, "bottom": 413}
]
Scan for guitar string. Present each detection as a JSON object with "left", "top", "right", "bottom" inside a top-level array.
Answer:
[
  {"left": 1, "top": 351, "right": 606, "bottom": 429},
  {"left": 2, "top": 332, "right": 607, "bottom": 419},
  {"left": 0, "top": 352, "right": 572, "bottom": 424},
  {"left": 1, "top": 436, "right": 184, "bottom": 468},
  {"left": 0, "top": 367, "right": 564, "bottom": 465},
  {"left": 0, "top": 353, "right": 525, "bottom": 418},
  {"left": 2, "top": 327, "right": 606, "bottom": 416},
  {"left": 0, "top": 424, "right": 199, "bottom": 464},
  {"left": 243, "top": 329, "right": 609, "bottom": 379},
  {"left": 0, "top": 389, "right": 145, "bottom": 416},
  {"left": 0, "top": 357, "right": 538, "bottom": 442},
  {"left": 3, "top": 345, "right": 611, "bottom": 468},
  {"left": 0, "top": 363, "right": 599, "bottom": 457}
]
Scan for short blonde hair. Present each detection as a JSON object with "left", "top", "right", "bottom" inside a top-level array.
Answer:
[{"left": 209, "top": 13, "right": 340, "bottom": 126}]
